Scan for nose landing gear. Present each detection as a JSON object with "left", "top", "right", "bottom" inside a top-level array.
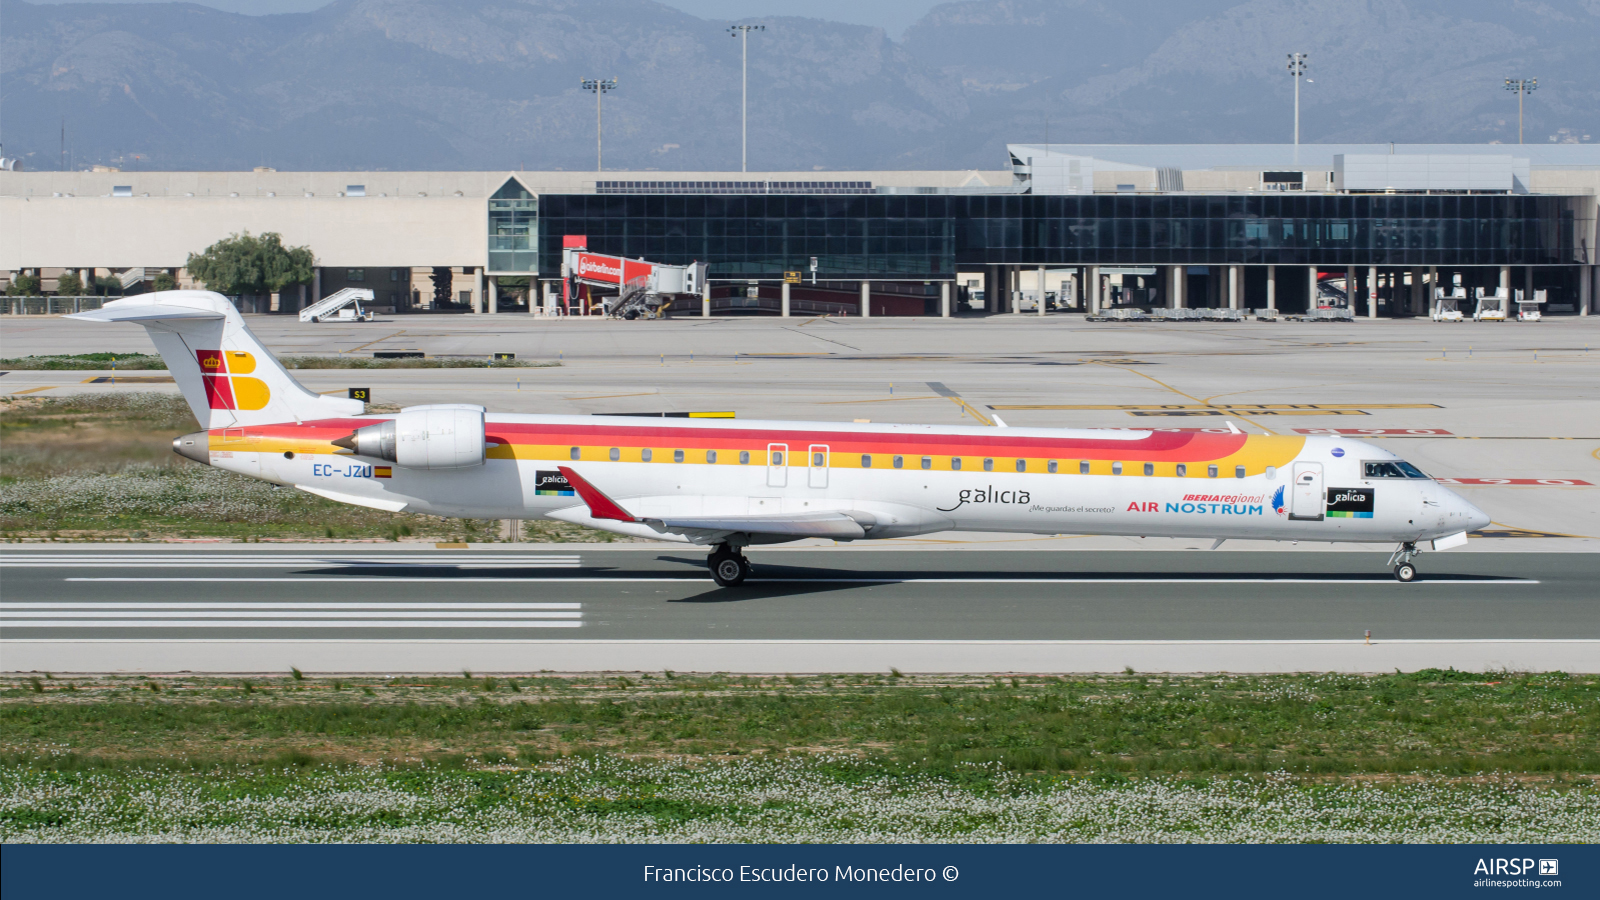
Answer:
[
  {"left": 1388, "top": 541, "right": 1420, "bottom": 582},
  {"left": 707, "top": 542, "right": 751, "bottom": 587}
]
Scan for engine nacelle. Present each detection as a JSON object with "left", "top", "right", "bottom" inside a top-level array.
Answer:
[{"left": 335, "top": 404, "right": 486, "bottom": 469}]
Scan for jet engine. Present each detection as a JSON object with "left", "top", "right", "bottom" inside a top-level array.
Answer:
[{"left": 334, "top": 404, "right": 486, "bottom": 469}]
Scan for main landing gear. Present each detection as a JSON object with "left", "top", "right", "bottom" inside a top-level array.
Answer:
[
  {"left": 1388, "top": 542, "right": 1420, "bottom": 583},
  {"left": 708, "top": 542, "right": 752, "bottom": 587}
]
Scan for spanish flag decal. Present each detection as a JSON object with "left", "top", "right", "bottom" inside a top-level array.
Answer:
[{"left": 374, "top": 466, "right": 393, "bottom": 479}]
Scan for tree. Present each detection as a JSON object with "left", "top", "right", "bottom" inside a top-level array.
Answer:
[
  {"left": 152, "top": 272, "right": 178, "bottom": 292},
  {"left": 186, "top": 232, "right": 313, "bottom": 296},
  {"left": 6, "top": 274, "right": 41, "bottom": 296},
  {"left": 54, "top": 271, "right": 84, "bottom": 296}
]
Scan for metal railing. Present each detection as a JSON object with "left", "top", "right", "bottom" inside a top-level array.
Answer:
[{"left": 2, "top": 296, "right": 109, "bottom": 315}]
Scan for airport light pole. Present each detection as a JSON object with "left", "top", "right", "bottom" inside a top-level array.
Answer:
[
  {"left": 581, "top": 78, "right": 617, "bottom": 172},
  {"left": 1286, "top": 53, "right": 1307, "bottom": 165},
  {"left": 1505, "top": 78, "right": 1537, "bottom": 145},
  {"left": 728, "top": 24, "right": 765, "bottom": 172}
]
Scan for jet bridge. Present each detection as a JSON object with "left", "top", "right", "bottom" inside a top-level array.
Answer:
[
  {"left": 299, "top": 288, "right": 375, "bottom": 323},
  {"left": 561, "top": 238, "right": 707, "bottom": 319}
]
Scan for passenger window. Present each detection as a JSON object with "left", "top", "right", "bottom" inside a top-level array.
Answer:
[
  {"left": 1143, "top": 463, "right": 1154, "bottom": 476},
  {"left": 771, "top": 451, "right": 782, "bottom": 465},
  {"left": 706, "top": 450, "right": 717, "bottom": 464},
  {"left": 893, "top": 455, "right": 904, "bottom": 469},
  {"left": 1015, "top": 459, "right": 1026, "bottom": 472},
  {"left": 642, "top": 448, "right": 652, "bottom": 462},
  {"left": 739, "top": 450, "right": 750, "bottom": 464},
  {"left": 1176, "top": 464, "right": 1187, "bottom": 477},
  {"left": 1235, "top": 465, "right": 1245, "bottom": 478},
  {"left": 983, "top": 458, "right": 994, "bottom": 471},
  {"left": 952, "top": 458, "right": 963, "bottom": 470},
  {"left": 1047, "top": 460, "right": 1058, "bottom": 473},
  {"left": 861, "top": 454, "right": 872, "bottom": 468},
  {"left": 1265, "top": 466, "right": 1276, "bottom": 480},
  {"left": 921, "top": 456, "right": 931, "bottom": 470},
  {"left": 1112, "top": 461, "right": 1123, "bottom": 475},
  {"left": 1208, "top": 464, "right": 1218, "bottom": 478},
  {"left": 674, "top": 449, "right": 684, "bottom": 463},
  {"left": 608, "top": 448, "right": 619, "bottom": 461},
  {"left": 1079, "top": 460, "right": 1090, "bottom": 474},
  {"left": 813, "top": 452, "right": 825, "bottom": 466},
  {"left": 570, "top": 447, "right": 580, "bottom": 460}
]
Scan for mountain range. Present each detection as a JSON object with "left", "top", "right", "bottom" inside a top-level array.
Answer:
[{"left": 2, "top": 0, "right": 1597, "bottom": 172}]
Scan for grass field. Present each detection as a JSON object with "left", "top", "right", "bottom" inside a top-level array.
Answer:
[
  {"left": 2, "top": 671, "right": 1596, "bottom": 842},
  {"left": 0, "top": 392, "right": 625, "bottom": 542}
]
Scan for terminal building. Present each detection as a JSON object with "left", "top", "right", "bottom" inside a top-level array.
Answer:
[{"left": 3, "top": 143, "right": 1596, "bottom": 318}]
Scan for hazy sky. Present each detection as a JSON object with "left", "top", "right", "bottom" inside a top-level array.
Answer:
[{"left": 26, "top": 0, "right": 950, "bottom": 37}]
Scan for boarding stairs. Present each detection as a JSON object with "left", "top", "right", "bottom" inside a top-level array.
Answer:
[{"left": 299, "top": 288, "right": 376, "bottom": 323}]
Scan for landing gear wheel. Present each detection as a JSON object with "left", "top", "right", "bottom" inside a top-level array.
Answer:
[
  {"left": 707, "top": 545, "right": 750, "bottom": 587},
  {"left": 1394, "top": 563, "right": 1417, "bottom": 583}
]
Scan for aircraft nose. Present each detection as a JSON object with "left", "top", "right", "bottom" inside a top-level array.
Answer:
[
  {"left": 1465, "top": 501, "right": 1492, "bottom": 533},
  {"left": 1450, "top": 492, "right": 1491, "bottom": 533}
]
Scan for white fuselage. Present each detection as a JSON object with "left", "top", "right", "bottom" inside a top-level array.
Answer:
[{"left": 208, "top": 415, "right": 1489, "bottom": 546}]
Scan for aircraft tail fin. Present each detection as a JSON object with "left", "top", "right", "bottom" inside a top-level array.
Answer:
[{"left": 68, "top": 291, "right": 365, "bottom": 428}]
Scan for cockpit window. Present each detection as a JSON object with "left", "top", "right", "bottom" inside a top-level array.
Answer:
[{"left": 1364, "top": 460, "right": 1428, "bottom": 479}]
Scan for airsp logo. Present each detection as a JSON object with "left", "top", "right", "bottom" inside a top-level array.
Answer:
[
  {"left": 1539, "top": 860, "right": 1559, "bottom": 877},
  {"left": 1473, "top": 859, "right": 1544, "bottom": 876}
]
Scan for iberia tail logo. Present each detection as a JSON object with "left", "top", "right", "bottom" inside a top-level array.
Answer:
[
  {"left": 197, "top": 349, "right": 270, "bottom": 410},
  {"left": 1271, "top": 485, "right": 1286, "bottom": 516}
]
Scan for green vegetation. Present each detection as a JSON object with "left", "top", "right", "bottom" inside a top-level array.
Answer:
[
  {"left": 0, "top": 392, "right": 617, "bottom": 543},
  {"left": 2, "top": 672, "right": 1595, "bottom": 842},
  {"left": 3, "top": 671, "right": 1594, "bottom": 776},
  {"left": 186, "top": 231, "right": 314, "bottom": 296},
  {"left": 6, "top": 273, "right": 42, "bottom": 296}
]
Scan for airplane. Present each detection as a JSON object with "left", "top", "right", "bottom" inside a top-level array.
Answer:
[{"left": 72, "top": 291, "right": 1491, "bottom": 586}]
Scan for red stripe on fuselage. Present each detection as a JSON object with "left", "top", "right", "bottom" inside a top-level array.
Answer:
[
  {"left": 485, "top": 422, "right": 1245, "bottom": 461},
  {"left": 215, "top": 418, "right": 1251, "bottom": 462}
]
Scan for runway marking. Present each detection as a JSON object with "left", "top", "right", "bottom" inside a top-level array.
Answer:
[
  {"left": 3, "top": 638, "right": 1588, "bottom": 645},
  {"left": 60, "top": 576, "right": 1540, "bottom": 585},
  {"left": 1296, "top": 428, "right": 1454, "bottom": 435},
  {"left": 2, "top": 555, "right": 581, "bottom": 569},
  {"left": 6, "top": 386, "right": 57, "bottom": 395},
  {"left": 2, "top": 602, "right": 581, "bottom": 610},
  {"left": 0, "top": 621, "right": 584, "bottom": 629},
  {"left": 996, "top": 403, "right": 1442, "bottom": 411},
  {"left": 1438, "top": 478, "right": 1592, "bottom": 486},
  {"left": 2, "top": 611, "right": 582, "bottom": 619}
]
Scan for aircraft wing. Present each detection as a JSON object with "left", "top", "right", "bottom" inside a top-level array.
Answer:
[
  {"left": 645, "top": 512, "right": 865, "bottom": 540},
  {"left": 556, "top": 466, "right": 867, "bottom": 540}
]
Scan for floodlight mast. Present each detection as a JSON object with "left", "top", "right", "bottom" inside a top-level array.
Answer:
[
  {"left": 1504, "top": 78, "right": 1537, "bottom": 145},
  {"left": 581, "top": 78, "right": 617, "bottom": 171},
  {"left": 728, "top": 24, "right": 765, "bottom": 172},
  {"left": 1286, "top": 53, "right": 1307, "bottom": 165}
]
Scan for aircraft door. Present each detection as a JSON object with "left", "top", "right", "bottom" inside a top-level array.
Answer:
[
  {"left": 808, "top": 444, "right": 829, "bottom": 488},
  {"left": 766, "top": 443, "right": 788, "bottom": 488},
  {"left": 1290, "top": 462, "right": 1324, "bottom": 520}
]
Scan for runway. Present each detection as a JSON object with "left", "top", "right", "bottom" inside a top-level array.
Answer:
[{"left": 3, "top": 548, "right": 1595, "bottom": 673}]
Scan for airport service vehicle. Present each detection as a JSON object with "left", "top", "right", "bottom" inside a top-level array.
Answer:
[
  {"left": 1516, "top": 289, "right": 1545, "bottom": 322},
  {"left": 72, "top": 292, "right": 1491, "bottom": 585},
  {"left": 1473, "top": 287, "right": 1509, "bottom": 322},
  {"left": 1433, "top": 287, "right": 1466, "bottom": 322},
  {"left": 298, "top": 287, "right": 375, "bottom": 323}
]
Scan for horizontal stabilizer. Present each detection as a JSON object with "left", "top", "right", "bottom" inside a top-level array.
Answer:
[{"left": 68, "top": 303, "right": 225, "bottom": 323}]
